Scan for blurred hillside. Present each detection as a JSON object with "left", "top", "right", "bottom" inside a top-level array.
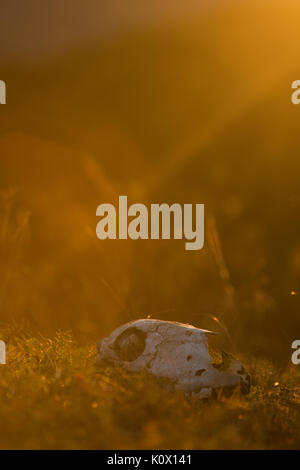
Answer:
[{"left": 0, "top": 2, "right": 300, "bottom": 361}]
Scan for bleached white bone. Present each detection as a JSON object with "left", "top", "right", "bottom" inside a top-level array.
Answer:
[
  {"left": 97, "top": 319, "right": 250, "bottom": 395},
  {"left": 0, "top": 340, "right": 6, "bottom": 365}
]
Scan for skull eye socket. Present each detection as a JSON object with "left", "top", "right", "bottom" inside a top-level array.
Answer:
[{"left": 114, "top": 327, "right": 146, "bottom": 362}]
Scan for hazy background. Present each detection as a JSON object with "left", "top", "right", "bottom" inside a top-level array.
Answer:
[
  {"left": 0, "top": 0, "right": 217, "bottom": 59},
  {"left": 0, "top": 0, "right": 299, "bottom": 363}
]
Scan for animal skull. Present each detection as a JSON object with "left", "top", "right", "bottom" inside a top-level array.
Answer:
[{"left": 96, "top": 319, "right": 250, "bottom": 398}]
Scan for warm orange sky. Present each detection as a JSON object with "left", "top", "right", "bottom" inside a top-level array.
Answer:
[{"left": 0, "top": 0, "right": 221, "bottom": 59}]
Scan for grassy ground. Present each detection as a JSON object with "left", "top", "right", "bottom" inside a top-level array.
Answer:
[{"left": 0, "top": 324, "right": 299, "bottom": 450}]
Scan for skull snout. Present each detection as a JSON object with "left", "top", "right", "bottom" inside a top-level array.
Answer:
[
  {"left": 96, "top": 339, "right": 114, "bottom": 367},
  {"left": 96, "top": 339, "right": 103, "bottom": 352}
]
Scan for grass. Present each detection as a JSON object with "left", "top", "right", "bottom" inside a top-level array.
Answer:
[{"left": 0, "top": 324, "right": 299, "bottom": 450}]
